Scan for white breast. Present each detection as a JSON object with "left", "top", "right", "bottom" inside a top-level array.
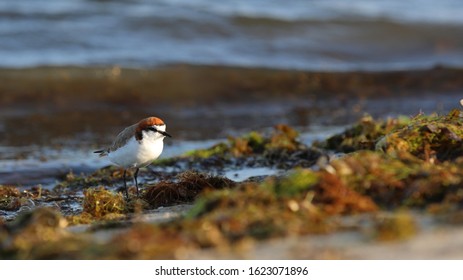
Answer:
[{"left": 108, "top": 135, "right": 164, "bottom": 168}]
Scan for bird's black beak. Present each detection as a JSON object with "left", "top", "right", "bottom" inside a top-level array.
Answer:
[{"left": 160, "top": 131, "right": 172, "bottom": 138}]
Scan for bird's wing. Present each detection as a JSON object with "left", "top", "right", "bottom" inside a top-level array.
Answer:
[{"left": 109, "top": 123, "right": 137, "bottom": 152}]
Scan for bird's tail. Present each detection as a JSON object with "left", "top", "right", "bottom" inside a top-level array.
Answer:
[{"left": 94, "top": 149, "right": 109, "bottom": 157}]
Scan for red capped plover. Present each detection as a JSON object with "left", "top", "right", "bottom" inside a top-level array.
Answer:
[{"left": 94, "top": 117, "right": 171, "bottom": 198}]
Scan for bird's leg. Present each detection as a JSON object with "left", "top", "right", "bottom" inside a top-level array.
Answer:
[
  {"left": 123, "top": 169, "right": 129, "bottom": 199},
  {"left": 134, "top": 168, "right": 140, "bottom": 197}
]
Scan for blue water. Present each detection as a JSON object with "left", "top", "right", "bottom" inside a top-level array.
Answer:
[{"left": 0, "top": 0, "right": 462, "bottom": 70}]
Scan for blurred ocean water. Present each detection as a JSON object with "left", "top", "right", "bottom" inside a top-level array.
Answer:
[{"left": 0, "top": 0, "right": 462, "bottom": 70}]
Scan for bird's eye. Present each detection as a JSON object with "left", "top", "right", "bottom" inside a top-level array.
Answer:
[{"left": 147, "top": 127, "right": 158, "bottom": 132}]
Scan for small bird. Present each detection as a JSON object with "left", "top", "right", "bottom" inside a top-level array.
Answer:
[{"left": 94, "top": 117, "right": 171, "bottom": 198}]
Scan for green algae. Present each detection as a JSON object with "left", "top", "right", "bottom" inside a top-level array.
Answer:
[
  {"left": 185, "top": 142, "right": 230, "bottom": 158},
  {"left": 261, "top": 169, "right": 319, "bottom": 197},
  {"left": 152, "top": 157, "right": 180, "bottom": 167}
]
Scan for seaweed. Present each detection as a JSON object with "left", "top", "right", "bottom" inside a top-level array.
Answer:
[
  {"left": 143, "top": 171, "right": 235, "bottom": 208},
  {"left": 317, "top": 114, "right": 410, "bottom": 152},
  {"left": 320, "top": 109, "right": 463, "bottom": 162},
  {"left": 82, "top": 187, "right": 126, "bottom": 218},
  {"left": 0, "top": 186, "right": 23, "bottom": 211},
  {"left": 378, "top": 109, "right": 463, "bottom": 161},
  {"left": 182, "top": 124, "right": 323, "bottom": 169},
  {"left": 184, "top": 182, "right": 334, "bottom": 244},
  {"left": 327, "top": 150, "right": 463, "bottom": 209},
  {"left": 187, "top": 124, "right": 301, "bottom": 158}
]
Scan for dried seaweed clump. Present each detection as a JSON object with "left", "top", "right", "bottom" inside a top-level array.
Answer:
[
  {"left": 327, "top": 150, "right": 463, "bottom": 209},
  {"left": 377, "top": 109, "right": 463, "bottom": 161},
  {"left": 82, "top": 187, "right": 126, "bottom": 219},
  {"left": 0, "top": 186, "right": 23, "bottom": 211},
  {"left": 319, "top": 114, "right": 410, "bottom": 152},
  {"left": 144, "top": 171, "right": 235, "bottom": 208}
]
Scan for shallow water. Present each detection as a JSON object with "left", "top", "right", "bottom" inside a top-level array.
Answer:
[
  {"left": 0, "top": 139, "right": 216, "bottom": 185},
  {"left": 0, "top": 126, "right": 343, "bottom": 187},
  {"left": 1, "top": 0, "right": 462, "bottom": 70}
]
